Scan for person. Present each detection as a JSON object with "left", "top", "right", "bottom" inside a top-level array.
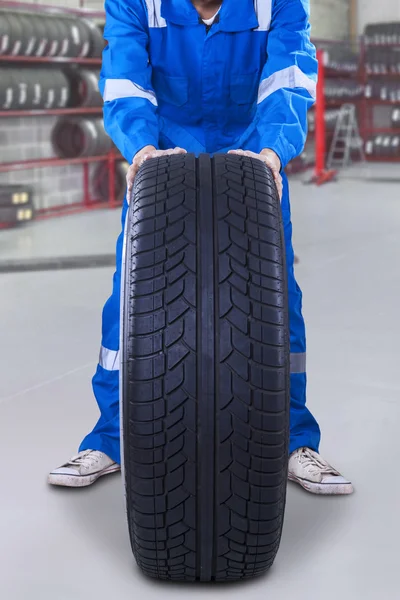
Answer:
[{"left": 48, "top": 0, "right": 353, "bottom": 495}]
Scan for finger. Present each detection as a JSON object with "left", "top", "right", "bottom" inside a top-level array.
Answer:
[{"left": 173, "top": 147, "right": 187, "bottom": 154}]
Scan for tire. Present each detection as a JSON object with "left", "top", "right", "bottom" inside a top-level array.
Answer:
[
  {"left": 121, "top": 153, "right": 290, "bottom": 582},
  {"left": 32, "top": 15, "right": 50, "bottom": 57},
  {"left": 80, "top": 18, "right": 105, "bottom": 58},
  {"left": 2, "top": 12, "right": 24, "bottom": 56},
  {"left": 15, "top": 12, "right": 38, "bottom": 56},
  {"left": 64, "top": 67, "right": 101, "bottom": 108},
  {"left": 51, "top": 117, "right": 112, "bottom": 158},
  {"left": 0, "top": 68, "right": 17, "bottom": 109},
  {"left": 12, "top": 68, "right": 35, "bottom": 110}
]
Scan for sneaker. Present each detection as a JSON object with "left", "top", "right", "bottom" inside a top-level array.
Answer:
[
  {"left": 48, "top": 450, "right": 120, "bottom": 488},
  {"left": 288, "top": 447, "right": 353, "bottom": 495}
]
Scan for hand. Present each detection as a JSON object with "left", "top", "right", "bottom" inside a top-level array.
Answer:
[
  {"left": 228, "top": 148, "right": 283, "bottom": 200},
  {"left": 126, "top": 146, "right": 187, "bottom": 203}
]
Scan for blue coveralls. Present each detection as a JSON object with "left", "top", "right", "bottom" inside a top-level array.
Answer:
[{"left": 80, "top": 0, "right": 321, "bottom": 464}]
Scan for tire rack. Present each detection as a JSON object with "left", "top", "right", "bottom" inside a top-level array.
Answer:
[
  {"left": 0, "top": 2, "right": 122, "bottom": 220},
  {"left": 360, "top": 41, "right": 400, "bottom": 163},
  {"left": 286, "top": 44, "right": 363, "bottom": 180}
]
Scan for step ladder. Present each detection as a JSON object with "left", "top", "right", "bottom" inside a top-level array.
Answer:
[{"left": 327, "top": 103, "right": 364, "bottom": 170}]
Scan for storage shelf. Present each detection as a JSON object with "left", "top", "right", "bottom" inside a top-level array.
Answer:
[
  {"left": 363, "top": 127, "right": 400, "bottom": 134},
  {"left": 0, "top": 55, "right": 102, "bottom": 66},
  {"left": 365, "top": 72, "right": 400, "bottom": 79},
  {"left": 0, "top": 0, "right": 105, "bottom": 18},
  {"left": 0, "top": 107, "right": 103, "bottom": 118},
  {"left": 324, "top": 69, "right": 360, "bottom": 78},
  {"left": 0, "top": 154, "right": 121, "bottom": 174},
  {"left": 365, "top": 43, "right": 400, "bottom": 48},
  {"left": 364, "top": 99, "right": 400, "bottom": 106},
  {"left": 365, "top": 155, "right": 400, "bottom": 162}
]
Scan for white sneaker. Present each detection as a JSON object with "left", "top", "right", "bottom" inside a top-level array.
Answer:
[
  {"left": 48, "top": 450, "right": 120, "bottom": 488},
  {"left": 288, "top": 447, "right": 354, "bottom": 495}
]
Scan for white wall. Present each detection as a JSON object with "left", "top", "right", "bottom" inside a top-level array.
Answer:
[
  {"left": 358, "top": 0, "right": 400, "bottom": 34},
  {"left": 310, "top": 0, "right": 350, "bottom": 40}
]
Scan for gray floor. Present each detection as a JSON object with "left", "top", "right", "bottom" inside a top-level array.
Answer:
[{"left": 1, "top": 171, "right": 399, "bottom": 599}]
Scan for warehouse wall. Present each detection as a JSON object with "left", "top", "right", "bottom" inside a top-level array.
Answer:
[
  {"left": 358, "top": 0, "right": 400, "bottom": 34},
  {"left": 310, "top": 0, "right": 350, "bottom": 40}
]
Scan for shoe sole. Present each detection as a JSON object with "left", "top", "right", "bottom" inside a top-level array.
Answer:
[
  {"left": 288, "top": 473, "right": 354, "bottom": 495},
  {"left": 47, "top": 465, "right": 121, "bottom": 488}
]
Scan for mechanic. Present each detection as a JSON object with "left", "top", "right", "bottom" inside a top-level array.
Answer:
[{"left": 49, "top": 0, "right": 353, "bottom": 495}]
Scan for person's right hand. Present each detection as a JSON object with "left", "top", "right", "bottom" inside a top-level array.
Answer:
[{"left": 126, "top": 146, "right": 187, "bottom": 203}]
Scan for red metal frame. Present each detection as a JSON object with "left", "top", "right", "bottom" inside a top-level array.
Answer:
[
  {"left": 0, "top": 154, "right": 120, "bottom": 215},
  {"left": 0, "top": 55, "right": 101, "bottom": 65},
  {"left": 310, "top": 48, "right": 337, "bottom": 185},
  {"left": 0, "top": 108, "right": 103, "bottom": 118}
]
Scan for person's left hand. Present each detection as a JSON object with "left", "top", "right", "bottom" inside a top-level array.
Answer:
[{"left": 228, "top": 148, "right": 283, "bottom": 200}]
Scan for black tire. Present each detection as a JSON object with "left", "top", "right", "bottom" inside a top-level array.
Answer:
[
  {"left": 12, "top": 68, "right": 36, "bottom": 110},
  {"left": 51, "top": 117, "right": 112, "bottom": 158},
  {"left": 64, "top": 67, "right": 101, "bottom": 108},
  {"left": 0, "top": 68, "right": 17, "bottom": 110},
  {"left": 14, "top": 12, "right": 38, "bottom": 56},
  {"left": 32, "top": 15, "right": 50, "bottom": 57},
  {"left": 80, "top": 18, "right": 105, "bottom": 58},
  {"left": 45, "top": 16, "right": 64, "bottom": 58},
  {"left": 4, "top": 12, "right": 25, "bottom": 56},
  {"left": 55, "top": 18, "right": 72, "bottom": 58},
  {"left": 121, "top": 153, "right": 290, "bottom": 582}
]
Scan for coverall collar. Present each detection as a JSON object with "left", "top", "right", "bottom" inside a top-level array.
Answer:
[{"left": 161, "top": 0, "right": 259, "bottom": 32}]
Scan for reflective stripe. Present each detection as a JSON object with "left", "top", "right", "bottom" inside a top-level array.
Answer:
[
  {"left": 290, "top": 352, "right": 306, "bottom": 374},
  {"left": 99, "top": 346, "right": 120, "bottom": 371},
  {"left": 257, "top": 66, "right": 317, "bottom": 104},
  {"left": 253, "top": 0, "right": 272, "bottom": 31},
  {"left": 145, "top": 0, "right": 167, "bottom": 28},
  {"left": 103, "top": 79, "right": 158, "bottom": 105}
]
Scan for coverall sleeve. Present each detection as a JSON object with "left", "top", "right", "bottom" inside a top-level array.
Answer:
[
  {"left": 100, "top": 0, "right": 159, "bottom": 163},
  {"left": 254, "top": 0, "right": 317, "bottom": 168}
]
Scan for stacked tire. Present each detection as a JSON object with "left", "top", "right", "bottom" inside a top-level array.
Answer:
[
  {"left": 63, "top": 68, "right": 102, "bottom": 108},
  {"left": 365, "top": 80, "right": 400, "bottom": 103},
  {"left": 364, "top": 22, "right": 400, "bottom": 46},
  {"left": 0, "top": 10, "right": 104, "bottom": 58},
  {"left": 52, "top": 118, "right": 113, "bottom": 158},
  {"left": 0, "top": 68, "right": 70, "bottom": 110},
  {"left": 325, "top": 79, "right": 364, "bottom": 101},
  {"left": 0, "top": 185, "right": 34, "bottom": 227},
  {"left": 365, "top": 135, "right": 400, "bottom": 158},
  {"left": 317, "top": 45, "right": 359, "bottom": 73},
  {"left": 0, "top": 67, "right": 101, "bottom": 111},
  {"left": 365, "top": 47, "right": 400, "bottom": 75}
]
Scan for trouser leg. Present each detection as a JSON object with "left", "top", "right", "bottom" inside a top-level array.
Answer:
[
  {"left": 79, "top": 200, "right": 128, "bottom": 464},
  {"left": 281, "top": 174, "right": 321, "bottom": 455}
]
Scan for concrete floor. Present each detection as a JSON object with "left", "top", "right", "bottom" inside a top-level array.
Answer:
[{"left": 1, "top": 172, "right": 399, "bottom": 599}]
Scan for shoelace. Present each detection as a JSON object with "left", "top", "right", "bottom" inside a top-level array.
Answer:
[
  {"left": 66, "top": 450, "right": 101, "bottom": 470},
  {"left": 297, "top": 448, "right": 340, "bottom": 477}
]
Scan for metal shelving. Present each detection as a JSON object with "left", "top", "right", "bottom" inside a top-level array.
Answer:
[
  {"left": 0, "top": 2, "right": 116, "bottom": 219},
  {"left": 0, "top": 107, "right": 103, "bottom": 118}
]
